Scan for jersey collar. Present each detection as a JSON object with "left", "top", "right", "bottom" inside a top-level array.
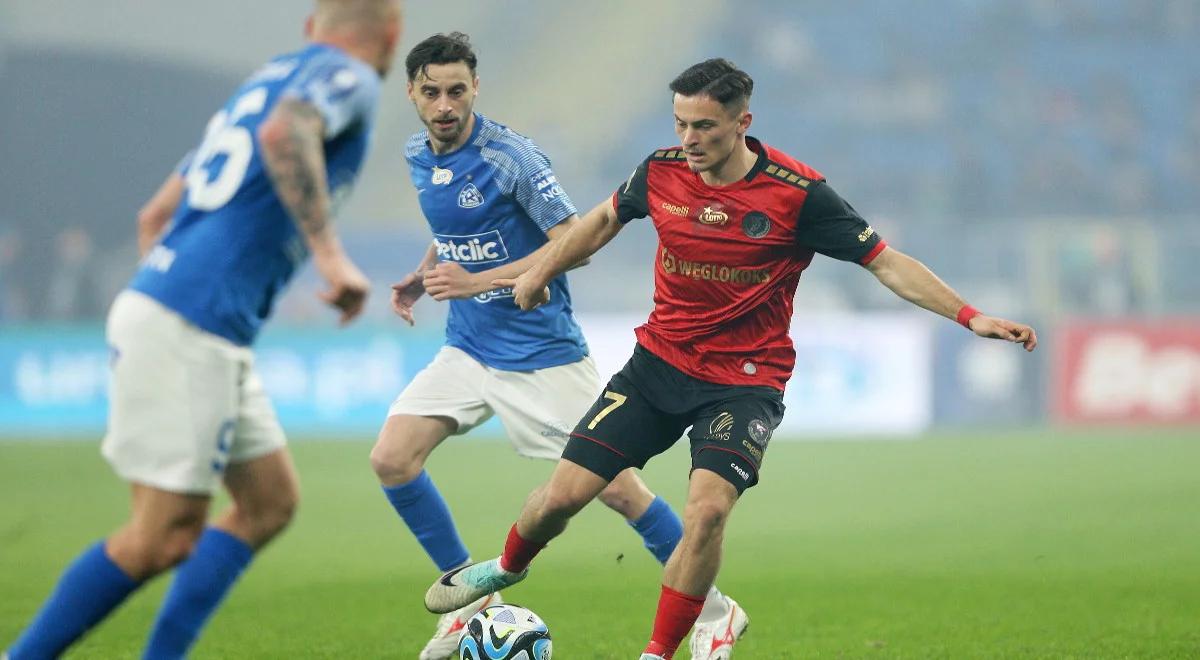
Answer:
[{"left": 742, "top": 137, "right": 769, "bottom": 182}]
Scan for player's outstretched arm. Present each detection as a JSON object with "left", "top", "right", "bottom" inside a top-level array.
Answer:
[
  {"left": 423, "top": 216, "right": 590, "bottom": 301},
  {"left": 493, "top": 199, "right": 624, "bottom": 311},
  {"left": 259, "top": 98, "right": 368, "bottom": 325},
  {"left": 865, "top": 246, "right": 1037, "bottom": 351},
  {"left": 136, "top": 172, "right": 185, "bottom": 257}
]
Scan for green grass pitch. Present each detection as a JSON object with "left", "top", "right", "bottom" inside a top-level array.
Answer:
[{"left": 2, "top": 429, "right": 1198, "bottom": 658}]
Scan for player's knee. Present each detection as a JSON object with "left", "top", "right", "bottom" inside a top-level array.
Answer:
[
  {"left": 596, "top": 483, "right": 632, "bottom": 515},
  {"left": 369, "top": 436, "right": 425, "bottom": 484},
  {"left": 597, "top": 480, "right": 647, "bottom": 518},
  {"left": 157, "top": 527, "right": 204, "bottom": 570},
  {"left": 538, "top": 487, "right": 590, "bottom": 522},
  {"left": 112, "top": 522, "right": 204, "bottom": 576},
  {"left": 263, "top": 490, "right": 299, "bottom": 537},
  {"left": 597, "top": 470, "right": 654, "bottom": 518},
  {"left": 683, "top": 498, "right": 730, "bottom": 539},
  {"left": 252, "top": 485, "right": 300, "bottom": 540}
]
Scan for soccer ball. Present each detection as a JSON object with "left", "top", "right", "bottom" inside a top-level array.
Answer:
[{"left": 458, "top": 603, "right": 552, "bottom": 660}]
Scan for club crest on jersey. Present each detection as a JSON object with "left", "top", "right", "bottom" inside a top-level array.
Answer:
[
  {"left": 458, "top": 183, "right": 484, "bottom": 209},
  {"left": 698, "top": 205, "right": 729, "bottom": 226},
  {"left": 431, "top": 166, "right": 453, "bottom": 185},
  {"left": 742, "top": 211, "right": 771, "bottom": 238},
  {"left": 747, "top": 419, "right": 772, "bottom": 448}
]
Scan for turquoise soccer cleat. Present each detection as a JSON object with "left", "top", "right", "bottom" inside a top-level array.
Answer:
[{"left": 423, "top": 557, "right": 528, "bottom": 614}]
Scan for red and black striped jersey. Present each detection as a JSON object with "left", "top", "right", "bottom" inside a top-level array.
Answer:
[{"left": 611, "top": 137, "right": 886, "bottom": 390}]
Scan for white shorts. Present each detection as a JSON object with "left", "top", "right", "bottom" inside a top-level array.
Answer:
[
  {"left": 101, "top": 291, "right": 286, "bottom": 495},
  {"left": 387, "top": 346, "right": 600, "bottom": 460}
]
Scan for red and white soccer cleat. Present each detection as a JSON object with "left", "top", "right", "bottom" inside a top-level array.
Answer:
[
  {"left": 688, "top": 596, "right": 749, "bottom": 660},
  {"left": 418, "top": 591, "right": 503, "bottom": 660}
]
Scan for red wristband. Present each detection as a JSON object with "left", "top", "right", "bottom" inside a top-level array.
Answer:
[{"left": 956, "top": 304, "right": 981, "bottom": 329}]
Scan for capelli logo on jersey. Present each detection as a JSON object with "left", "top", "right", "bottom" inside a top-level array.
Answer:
[
  {"left": 660, "top": 201, "right": 690, "bottom": 217},
  {"left": 741, "top": 440, "right": 763, "bottom": 461},
  {"left": 431, "top": 166, "right": 453, "bottom": 185},
  {"left": 858, "top": 226, "right": 875, "bottom": 242},
  {"left": 659, "top": 247, "right": 771, "bottom": 285},
  {"left": 729, "top": 462, "right": 750, "bottom": 482},
  {"left": 433, "top": 230, "right": 509, "bottom": 265}
]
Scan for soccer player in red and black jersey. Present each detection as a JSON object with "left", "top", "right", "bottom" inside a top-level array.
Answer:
[{"left": 424, "top": 58, "right": 1037, "bottom": 659}]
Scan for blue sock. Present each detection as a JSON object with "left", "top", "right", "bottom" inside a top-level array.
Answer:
[
  {"left": 382, "top": 470, "right": 470, "bottom": 571},
  {"left": 7, "top": 540, "right": 140, "bottom": 659},
  {"left": 628, "top": 496, "right": 684, "bottom": 564},
  {"left": 142, "top": 527, "right": 253, "bottom": 660}
]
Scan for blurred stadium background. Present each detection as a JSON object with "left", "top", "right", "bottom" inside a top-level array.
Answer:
[
  {"left": 2, "top": 1, "right": 1199, "bottom": 657},
  {"left": 3, "top": 0, "right": 1200, "bottom": 436}
]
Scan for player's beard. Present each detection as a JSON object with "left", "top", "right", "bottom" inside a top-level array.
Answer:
[{"left": 429, "top": 115, "right": 465, "bottom": 143}]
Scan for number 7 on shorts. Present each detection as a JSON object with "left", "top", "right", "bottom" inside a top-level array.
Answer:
[{"left": 587, "top": 390, "right": 627, "bottom": 430}]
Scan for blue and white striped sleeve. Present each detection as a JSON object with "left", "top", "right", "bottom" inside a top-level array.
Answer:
[
  {"left": 485, "top": 137, "right": 578, "bottom": 233},
  {"left": 281, "top": 56, "right": 380, "bottom": 139}
]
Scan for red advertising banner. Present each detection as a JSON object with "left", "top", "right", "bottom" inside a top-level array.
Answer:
[{"left": 1053, "top": 320, "right": 1200, "bottom": 424}]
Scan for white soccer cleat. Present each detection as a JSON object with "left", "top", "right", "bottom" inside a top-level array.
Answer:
[
  {"left": 688, "top": 595, "right": 749, "bottom": 659},
  {"left": 424, "top": 557, "right": 528, "bottom": 614},
  {"left": 638, "top": 655, "right": 666, "bottom": 660},
  {"left": 418, "top": 591, "right": 504, "bottom": 660}
]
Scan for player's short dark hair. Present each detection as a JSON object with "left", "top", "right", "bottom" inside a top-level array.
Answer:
[
  {"left": 405, "top": 32, "right": 477, "bottom": 81},
  {"left": 669, "top": 58, "right": 753, "bottom": 112}
]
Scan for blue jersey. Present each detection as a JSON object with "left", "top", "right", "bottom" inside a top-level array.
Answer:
[
  {"left": 129, "top": 43, "right": 380, "bottom": 345},
  {"left": 406, "top": 114, "right": 588, "bottom": 370}
]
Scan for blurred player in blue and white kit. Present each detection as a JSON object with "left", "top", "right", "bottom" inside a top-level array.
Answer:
[
  {"left": 367, "top": 33, "right": 743, "bottom": 660},
  {"left": 4, "top": 2, "right": 402, "bottom": 659}
]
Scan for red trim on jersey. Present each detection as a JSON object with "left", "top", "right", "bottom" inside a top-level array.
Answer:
[
  {"left": 696, "top": 446, "right": 759, "bottom": 477},
  {"left": 859, "top": 240, "right": 888, "bottom": 265},
  {"left": 570, "top": 432, "right": 627, "bottom": 458}
]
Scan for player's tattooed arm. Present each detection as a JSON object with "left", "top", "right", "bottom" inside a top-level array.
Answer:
[
  {"left": 259, "top": 98, "right": 369, "bottom": 325},
  {"left": 866, "top": 247, "right": 1037, "bottom": 351},
  {"left": 259, "top": 98, "right": 333, "bottom": 240},
  {"left": 136, "top": 172, "right": 185, "bottom": 257}
]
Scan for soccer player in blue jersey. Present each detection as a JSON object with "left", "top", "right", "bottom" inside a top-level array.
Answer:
[
  {"left": 367, "top": 33, "right": 745, "bottom": 659},
  {"left": 3, "top": 3, "right": 402, "bottom": 659}
]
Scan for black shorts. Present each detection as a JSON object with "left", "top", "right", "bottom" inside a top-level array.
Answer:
[{"left": 562, "top": 344, "right": 784, "bottom": 494}]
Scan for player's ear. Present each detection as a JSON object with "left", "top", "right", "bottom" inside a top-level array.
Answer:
[
  {"left": 406, "top": 80, "right": 416, "bottom": 101},
  {"left": 303, "top": 14, "right": 315, "bottom": 40},
  {"left": 472, "top": 76, "right": 480, "bottom": 97},
  {"left": 738, "top": 110, "right": 753, "bottom": 134}
]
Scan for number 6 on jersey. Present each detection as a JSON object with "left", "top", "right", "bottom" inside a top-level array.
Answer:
[{"left": 186, "top": 87, "right": 268, "bottom": 211}]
